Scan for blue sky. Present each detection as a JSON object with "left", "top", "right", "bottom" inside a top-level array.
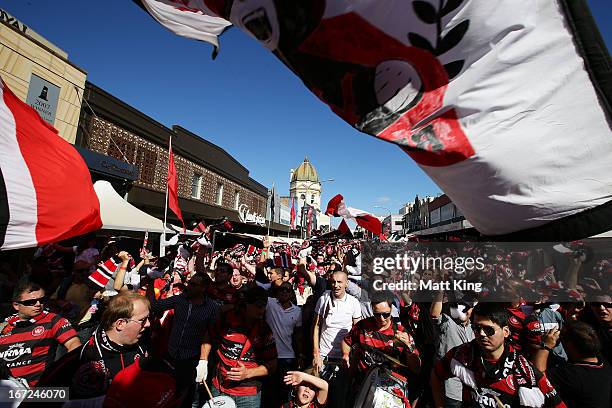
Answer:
[{"left": 3, "top": 0, "right": 611, "bottom": 219}]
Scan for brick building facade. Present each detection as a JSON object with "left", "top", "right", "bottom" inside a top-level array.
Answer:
[{"left": 76, "top": 82, "right": 272, "bottom": 229}]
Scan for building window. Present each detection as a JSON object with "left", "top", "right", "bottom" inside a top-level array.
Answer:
[
  {"left": 191, "top": 173, "right": 202, "bottom": 199},
  {"left": 234, "top": 190, "right": 240, "bottom": 209},
  {"left": 216, "top": 182, "right": 224, "bottom": 205},
  {"left": 310, "top": 195, "right": 315, "bottom": 204}
]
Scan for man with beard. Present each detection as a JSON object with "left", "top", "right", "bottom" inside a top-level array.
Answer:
[
  {"left": 431, "top": 303, "right": 566, "bottom": 408},
  {"left": 342, "top": 290, "right": 420, "bottom": 407},
  {"left": 430, "top": 292, "right": 475, "bottom": 408}
]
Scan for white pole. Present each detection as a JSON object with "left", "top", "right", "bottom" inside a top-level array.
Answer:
[{"left": 161, "top": 134, "right": 172, "bottom": 257}]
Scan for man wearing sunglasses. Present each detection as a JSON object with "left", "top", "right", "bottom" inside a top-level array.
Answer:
[
  {"left": 342, "top": 290, "right": 420, "bottom": 406},
  {"left": 0, "top": 281, "right": 81, "bottom": 387},
  {"left": 431, "top": 303, "right": 567, "bottom": 408}
]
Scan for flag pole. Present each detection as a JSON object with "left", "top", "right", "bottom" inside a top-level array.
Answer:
[
  {"left": 161, "top": 134, "right": 172, "bottom": 257},
  {"left": 267, "top": 182, "right": 274, "bottom": 236}
]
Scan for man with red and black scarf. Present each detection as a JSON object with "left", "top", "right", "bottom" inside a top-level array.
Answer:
[
  {"left": 431, "top": 303, "right": 566, "bottom": 408},
  {"left": 342, "top": 290, "right": 420, "bottom": 408}
]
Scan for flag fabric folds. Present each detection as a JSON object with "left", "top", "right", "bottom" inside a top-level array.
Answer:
[
  {"left": 0, "top": 79, "right": 102, "bottom": 250},
  {"left": 167, "top": 144, "right": 185, "bottom": 231},
  {"left": 140, "top": 0, "right": 612, "bottom": 240},
  {"left": 326, "top": 194, "right": 382, "bottom": 237},
  {"left": 135, "top": 0, "right": 231, "bottom": 58}
]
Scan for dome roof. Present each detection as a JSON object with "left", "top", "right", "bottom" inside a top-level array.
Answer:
[{"left": 291, "top": 157, "right": 319, "bottom": 183}]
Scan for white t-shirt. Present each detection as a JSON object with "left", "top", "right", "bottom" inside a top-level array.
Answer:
[
  {"left": 314, "top": 291, "right": 361, "bottom": 358},
  {"left": 265, "top": 298, "right": 302, "bottom": 358}
]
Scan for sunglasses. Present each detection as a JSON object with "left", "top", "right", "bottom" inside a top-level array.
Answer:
[
  {"left": 373, "top": 312, "right": 391, "bottom": 319},
  {"left": 15, "top": 297, "right": 47, "bottom": 306},
  {"left": 471, "top": 324, "right": 498, "bottom": 337},
  {"left": 124, "top": 315, "right": 150, "bottom": 327},
  {"left": 592, "top": 302, "right": 612, "bottom": 309}
]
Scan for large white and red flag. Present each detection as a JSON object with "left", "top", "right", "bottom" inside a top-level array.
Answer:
[
  {"left": 139, "top": 0, "right": 612, "bottom": 240},
  {"left": 0, "top": 79, "right": 102, "bottom": 250},
  {"left": 326, "top": 194, "right": 382, "bottom": 237}
]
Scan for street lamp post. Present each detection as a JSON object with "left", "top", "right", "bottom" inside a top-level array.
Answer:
[{"left": 300, "top": 178, "right": 334, "bottom": 238}]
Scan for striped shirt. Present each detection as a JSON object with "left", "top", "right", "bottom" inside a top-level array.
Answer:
[
  {"left": 151, "top": 293, "right": 219, "bottom": 360},
  {"left": 0, "top": 311, "right": 77, "bottom": 386},
  {"left": 211, "top": 310, "right": 277, "bottom": 396},
  {"left": 344, "top": 317, "right": 418, "bottom": 374}
]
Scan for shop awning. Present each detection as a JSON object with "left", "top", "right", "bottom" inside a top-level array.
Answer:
[{"left": 94, "top": 180, "right": 169, "bottom": 233}]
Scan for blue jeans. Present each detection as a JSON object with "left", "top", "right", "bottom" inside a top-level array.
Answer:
[{"left": 211, "top": 384, "right": 261, "bottom": 408}]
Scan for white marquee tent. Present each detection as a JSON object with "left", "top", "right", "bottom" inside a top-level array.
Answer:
[{"left": 94, "top": 180, "right": 171, "bottom": 233}]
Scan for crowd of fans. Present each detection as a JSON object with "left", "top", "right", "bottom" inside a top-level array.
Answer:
[{"left": 0, "top": 230, "right": 610, "bottom": 408}]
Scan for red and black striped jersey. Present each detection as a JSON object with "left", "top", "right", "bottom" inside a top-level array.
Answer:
[
  {"left": 344, "top": 317, "right": 419, "bottom": 374},
  {"left": 507, "top": 306, "right": 527, "bottom": 352},
  {"left": 211, "top": 310, "right": 277, "bottom": 396},
  {"left": 0, "top": 311, "right": 77, "bottom": 387},
  {"left": 434, "top": 341, "right": 566, "bottom": 408}
]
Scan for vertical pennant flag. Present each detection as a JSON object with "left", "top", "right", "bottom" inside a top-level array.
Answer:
[
  {"left": 290, "top": 197, "right": 296, "bottom": 230},
  {"left": 167, "top": 144, "right": 185, "bottom": 231},
  {"left": 139, "top": 0, "right": 612, "bottom": 240},
  {"left": 0, "top": 79, "right": 102, "bottom": 250}
]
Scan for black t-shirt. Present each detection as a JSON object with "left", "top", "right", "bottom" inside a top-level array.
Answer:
[
  {"left": 313, "top": 275, "right": 327, "bottom": 302},
  {"left": 547, "top": 358, "right": 612, "bottom": 408}
]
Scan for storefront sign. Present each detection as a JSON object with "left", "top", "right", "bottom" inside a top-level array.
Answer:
[
  {"left": 238, "top": 204, "right": 266, "bottom": 225},
  {"left": 75, "top": 147, "right": 139, "bottom": 181},
  {"left": 26, "top": 74, "right": 60, "bottom": 125}
]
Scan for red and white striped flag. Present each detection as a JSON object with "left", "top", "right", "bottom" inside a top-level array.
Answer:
[
  {"left": 326, "top": 194, "right": 382, "bottom": 237},
  {"left": 0, "top": 79, "right": 102, "bottom": 250}
]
